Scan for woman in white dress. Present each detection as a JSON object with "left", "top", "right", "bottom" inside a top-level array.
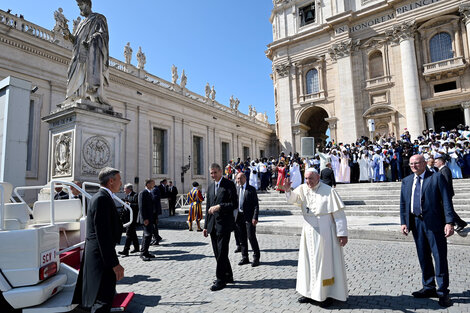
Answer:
[
  {"left": 329, "top": 150, "right": 340, "bottom": 182},
  {"left": 249, "top": 161, "right": 260, "bottom": 189},
  {"left": 290, "top": 161, "right": 302, "bottom": 189},
  {"left": 358, "top": 152, "right": 370, "bottom": 182},
  {"left": 337, "top": 149, "right": 351, "bottom": 183}
]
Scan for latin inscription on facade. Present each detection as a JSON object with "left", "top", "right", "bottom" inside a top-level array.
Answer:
[{"left": 335, "top": 0, "right": 441, "bottom": 34}]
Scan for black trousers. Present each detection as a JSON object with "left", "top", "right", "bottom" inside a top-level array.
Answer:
[
  {"left": 210, "top": 230, "right": 232, "bottom": 284},
  {"left": 152, "top": 218, "right": 161, "bottom": 242},
  {"left": 141, "top": 223, "right": 153, "bottom": 256},
  {"left": 236, "top": 213, "right": 260, "bottom": 260},
  {"left": 123, "top": 222, "right": 139, "bottom": 251},
  {"left": 169, "top": 199, "right": 176, "bottom": 216},
  {"left": 90, "top": 268, "right": 116, "bottom": 313}
]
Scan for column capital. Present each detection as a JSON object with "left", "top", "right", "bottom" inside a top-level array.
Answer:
[
  {"left": 328, "top": 39, "right": 360, "bottom": 61},
  {"left": 460, "top": 4, "right": 470, "bottom": 25},
  {"left": 274, "top": 63, "right": 291, "bottom": 78},
  {"left": 324, "top": 117, "right": 338, "bottom": 129},
  {"left": 386, "top": 20, "right": 416, "bottom": 44},
  {"left": 462, "top": 101, "right": 470, "bottom": 109},
  {"left": 424, "top": 107, "right": 434, "bottom": 114}
]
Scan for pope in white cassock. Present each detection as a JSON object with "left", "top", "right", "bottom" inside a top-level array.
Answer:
[{"left": 284, "top": 168, "right": 348, "bottom": 308}]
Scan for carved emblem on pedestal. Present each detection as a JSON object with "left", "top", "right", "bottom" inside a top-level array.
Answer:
[
  {"left": 82, "top": 136, "right": 111, "bottom": 175},
  {"left": 53, "top": 132, "right": 73, "bottom": 177}
]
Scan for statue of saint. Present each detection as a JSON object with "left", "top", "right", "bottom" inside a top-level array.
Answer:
[
  {"left": 136, "top": 46, "right": 146, "bottom": 69},
  {"left": 180, "top": 69, "right": 187, "bottom": 89},
  {"left": 53, "top": 8, "right": 68, "bottom": 35},
  {"left": 171, "top": 65, "right": 178, "bottom": 84},
  {"left": 234, "top": 98, "right": 240, "bottom": 111},
  {"left": 63, "top": 0, "right": 109, "bottom": 104},
  {"left": 72, "top": 16, "right": 81, "bottom": 35},
  {"left": 205, "top": 83, "right": 211, "bottom": 98},
  {"left": 229, "top": 95, "right": 235, "bottom": 109},
  {"left": 210, "top": 85, "right": 216, "bottom": 101},
  {"left": 124, "top": 42, "right": 132, "bottom": 65}
]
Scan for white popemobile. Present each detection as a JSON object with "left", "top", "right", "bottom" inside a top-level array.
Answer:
[{"left": 0, "top": 180, "right": 134, "bottom": 312}]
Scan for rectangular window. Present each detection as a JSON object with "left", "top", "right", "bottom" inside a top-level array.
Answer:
[
  {"left": 300, "top": 3, "right": 315, "bottom": 27},
  {"left": 222, "top": 142, "right": 229, "bottom": 167},
  {"left": 243, "top": 146, "right": 250, "bottom": 161},
  {"left": 153, "top": 128, "right": 166, "bottom": 174},
  {"left": 26, "top": 100, "right": 34, "bottom": 171},
  {"left": 434, "top": 81, "right": 457, "bottom": 93},
  {"left": 193, "top": 136, "right": 203, "bottom": 175}
]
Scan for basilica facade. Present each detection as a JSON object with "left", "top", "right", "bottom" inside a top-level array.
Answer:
[
  {"left": 0, "top": 9, "right": 275, "bottom": 194},
  {"left": 267, "top": 0, "right": 470, "bottom": 152}
]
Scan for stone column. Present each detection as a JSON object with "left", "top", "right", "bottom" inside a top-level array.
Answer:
[
  {"left": 391, "top": 21, "right": 424, "bottom": 139},
  {"left": 325, "top": 117, "right": 338, "bottom": 143},
  {"left": 274, "top": 63, "right": 294, "bottom": 153},
  {"left": 424, "top": 108, "right": 435, "bottom": 130},
  {"left": 462, "top": 101, "right": 470, "bottom": 126},
  {"left": 459, "top": 4, "right": 470, "bottom": 54},
  {"left": 328, "top": 39, "right": 360, "bottom": 144}
]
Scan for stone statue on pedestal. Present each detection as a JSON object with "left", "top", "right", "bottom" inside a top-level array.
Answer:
[
  {"left": 180, "top": 69, "right": 187, "bottom": 89},
  {"left": 53, "top": 8, "right": 68, "bottom": 35},
  {"left": 124, "top": 42, "right": 132, "bottom": 65},
  {"left": 205, "top": 83, "right": 211, "bottom": 98},
  {"left": 72, "top": 17, "right": 81, "bottom": 35},
  {"left": 249, "top": 105, "right": 253, "bottom": 117},
  {"left": 229, "top": 95, "right": 235, "bottom": 109},
  {"left": 62, "top": 0, "right": 110, "bottom": 105},
  {"left": 234, "top": 98, "right": 240, "bottom": 111},
  {"left": 136, "top": 46, "right": 146, "bottom": 69},
  {"left": 171, "top": 65, "right": 178, "bottom": 84},
  {"left": 210, "top": 85, "right": 216, "bottom": 101}
]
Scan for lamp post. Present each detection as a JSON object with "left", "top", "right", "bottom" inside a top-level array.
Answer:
[{"left": 181, "top": 155, "right": 191, "bottom": 186}]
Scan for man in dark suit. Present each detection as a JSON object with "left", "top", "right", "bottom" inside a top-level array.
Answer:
[
  {"left": 118, "top": 183, "right": 140, "bottom": 256},
  {"left": 203, "top": 163, "right": 238, "bottom": 291},
  {"left": 150, "top": 183, "right": 163, "bottom": 245},
  {"left": 54, "top": 186, "right": 69, "bottom": 200},
  {"left": 400, "top": 154, "right": 455, "bottom": 308},
  {"left": 72, "top": 167, "right": 124, "bottom": 313},
  {"left": 138, "top": 179, "right": 156, "bottom": 261},
  {"left": 435, "top": 156, "right": 468, "bottom": 232},
  {"left": 235, "top": 173, "right": 260, "bottom": 267},
  {"left": 426, "top": 156, "right": 438, "bottom": 173},
  {"left": 320, "top": 162, "right": 336, "bottom": 187},
  {"left": 158, "top": 179, "right": 168, "bottom": 199},
  {"left": 167, "top": 180, "right": 178, "bottom": 216}
]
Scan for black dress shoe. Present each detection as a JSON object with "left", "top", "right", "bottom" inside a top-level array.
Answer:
[
  {"left": 455, "top": 221, "right": 467, "bottom": 232},
  {"left": 140, "top": 256, "right": 151, "bottom": 261},
  {"left": 130, "top": 249, "right": 139, "bottom": 253},
  {"left": 118, "top": 250, "right": 129, "bottom": 256},
  {"left": 297, "top": 296, "right": 314, "bottom": 304},
  {"left": 251, "top": 259, "right": 260, "bottom": 267},
  {"left": 210, "top": 282, "right": 226, "bottom": 291},
  {"left": 438, "top": 295, "right": 453, "bottom": 307},
  {"left": 238, "top": 258, "right": 250, "bottom": 265},
  {"left": 412, "top": 288, "right": 438, "bottom": 298},
  {"left": 319, "top": 298, "right": 334, "bottom": 308},
  {"left": 234, "top": 246, "right": 241, "bottom": 253}
]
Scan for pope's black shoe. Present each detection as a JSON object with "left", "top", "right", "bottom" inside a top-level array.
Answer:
[
  {"left": 297, "top": 296, "right": 314, "bottom": 304},
  {"left": 412, "top": 288, "right": 438, "bottom": 298}
]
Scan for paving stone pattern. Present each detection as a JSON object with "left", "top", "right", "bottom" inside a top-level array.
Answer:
[{"left": 102, "top": 229, "right": 470, "bottom": 313}]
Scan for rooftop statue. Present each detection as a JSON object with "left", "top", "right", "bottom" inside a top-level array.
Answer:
[
  {"left": 171, "top": 64, "right": 178, "bottom": 84},
  {"left": 136, "top": 46, "right": 146, "bottom": 69},
  {"left": 63, "top": 0, "right": 110, "bottom": 104},
  {"left": 205, "top": 83, "right": 211, "bottom": 98},
  {"left": 210, "top": 85, "right": 216, "bottom": 101},
  {"left": 124, "top": 42, "right": 132, "bottom": 65},
  {"left": 180, "top": 69, "right": 187, "bottom": 89}
]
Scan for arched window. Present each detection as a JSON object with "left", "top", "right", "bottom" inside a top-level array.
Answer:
[
  {"left": 369, "top": 51, "right": 384, "bottom": 79},
  {"left": 429, "top": 32, "right": 453, "bottom": 63},
  {"left": 306, "top": 69, "right": 319, "bottom": 94}
]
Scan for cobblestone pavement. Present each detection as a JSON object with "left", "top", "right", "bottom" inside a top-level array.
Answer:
[{"left": 111, "top": 229, "right": 469, "bottom": 313}]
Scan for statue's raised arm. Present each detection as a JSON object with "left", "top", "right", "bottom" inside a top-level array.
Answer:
[{"left": 66, "top": 0, "right": 109, "bottom": 105}]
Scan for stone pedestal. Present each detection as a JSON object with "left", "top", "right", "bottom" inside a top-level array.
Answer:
[{"left": 42, "top": 102, "right": 129, "bottom": 183}]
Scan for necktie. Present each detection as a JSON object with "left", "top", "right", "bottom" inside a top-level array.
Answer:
[
  {"left": 215, "top": 182, "right": 219, "bottom": 194},
  {"left": 413, "top": 176, "right": 421, "bottom": 216},
  {"left": 239, "top": 186, "right": 244, "bottom": 212}
]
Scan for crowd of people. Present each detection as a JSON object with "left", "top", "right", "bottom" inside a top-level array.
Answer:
[{"left": 223, "top": 125, "right": 470, "bottom": 191}]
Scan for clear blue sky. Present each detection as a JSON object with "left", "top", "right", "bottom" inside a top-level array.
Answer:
[{"left": 4, "top": 1, "right": 276, "bottom": 122}]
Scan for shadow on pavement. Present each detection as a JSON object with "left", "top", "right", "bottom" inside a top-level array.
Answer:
[
  {"left": 165, "top": 241, "right": 208, "bottom": 247},
  {"left": 152, "top": 249, "right": 189, "bottom": 255},
  {"left": 227, "top": 278, "right": 296, "bottom": 290},
  {"left": 337, "top": 294, "right": 456, "bottom": 311},
  {"left": 157, "top": 300, "right": 211, "bottom": 307},
  {"left": 155, "top": 253, "right": 209, "bottom": 261},
  {"left": 117, "top": 274, "right": 161, "bottom": 285},
  {"left": 262, "top": 248, "right": 299, "bottom": 253},
  {"left": 124, "top": 294, "right": 161, "bottom": 313},
  {"left": 261, "top": 259, "right": 298, "bottom": 267}
]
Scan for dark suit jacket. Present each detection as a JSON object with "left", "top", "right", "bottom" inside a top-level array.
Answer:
[
  {"left": 151, "top": 186, "right": 162, "bottom": 216},
  {"left": 320, "top": 167, "right": 336, "bottom": 187},
  {"left": 158, "top": 184, "right": 168, "bottom": 199},
  {"left": 124, "top": 191, "right": 139, "bottom": 224},
  {"left": 400, "top": 170, "right": 454, "bottom": 232},
  {"left": 73, "top": 188, "right": 121, "bottom": 307},
  {"left": 138, "top": 189, "right": 154, "bottom": 223},
  {"left": 54, "top": 190, "right": 69, "bottom": 200},
  {"left": 168, "top": 185, "right": 178, "bottom": 201},
  {"left": 237, "top": 184, "right": 259, "bottom": 222},
  {"left": 439, "top": 165, "right": 454, "bottom": 198},
  {"left": 204, "top": 177, "right": 238, "bottom": 234}
]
